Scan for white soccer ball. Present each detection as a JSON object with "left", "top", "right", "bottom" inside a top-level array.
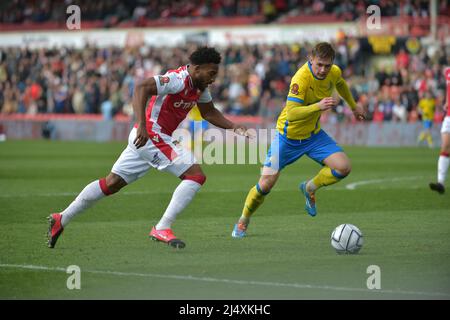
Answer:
[{"left": 331, "top": 224, "right": 363, "bottom": 254}]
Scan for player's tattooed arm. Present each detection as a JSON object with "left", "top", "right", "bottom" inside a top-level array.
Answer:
[{"left": 132, "top": 77, "right": 158, "bottom": 148}]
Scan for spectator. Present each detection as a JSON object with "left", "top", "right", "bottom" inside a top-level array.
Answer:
[
  {"left": 0, "top": 33, "right": 448, "bottom": 128},
  {"left": 53, "top": 83, "right": 68, "bottom": 113},
  {"left": 392, "top": 97, "right": 408, "bottom": 122},
  {"left": 101, "top": 99, "right": 113, "bottom": 120},
  {"left": 1, "top": 81, "right": 18, "bottom": 114},
  {"left": 396, "top": 48, "right": 410, "bottom": 69},
  {"left": 72, "top": 85, "right": 85, "bottom": 114}
]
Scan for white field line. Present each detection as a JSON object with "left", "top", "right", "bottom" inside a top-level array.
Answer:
[
  {"left": 0, "top": 176, "right": 425, "bottom": 198},
  {"left": 345, "top": 176, "right": 424, "bottom": 190},
  {"left": 0, "top": 263, "right": 449, "bottom": 298}
]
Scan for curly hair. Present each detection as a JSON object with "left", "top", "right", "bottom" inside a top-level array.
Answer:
[{"left": 189, "top": 46, "right": 222, "bottom": 65}]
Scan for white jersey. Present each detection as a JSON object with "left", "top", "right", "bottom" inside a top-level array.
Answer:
[
  {"left": 142, "top": 65, "right": 212, "bottom": 136},
  {"left": 113, "top": 65, "right": 211, "bottom": 182}
]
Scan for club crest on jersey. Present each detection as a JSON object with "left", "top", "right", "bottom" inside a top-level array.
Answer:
[
  {"left": 291, "top": 83, "right": 299, "bottom": 95},
  {"left": 159, "top": 76, "right": 170, "bottom": 85},
  {"left": 174, "top": 99, "right": 196, "bottom": 109}
]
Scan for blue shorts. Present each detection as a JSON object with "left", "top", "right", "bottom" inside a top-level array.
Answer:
[
  {"left": 264, "top": 130, "right": 343, "bottom": 171},
  {"left": 423, "top": 120, "right": 432, "bottom": 129}
]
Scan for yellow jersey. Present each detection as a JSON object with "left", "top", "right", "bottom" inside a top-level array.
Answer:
[
  {"left": 276, "top": 62, "right": 357, "bottom": 140},
  {"left": 418, "top": 98, "right": 435, "bottom": 121},
  {"left": 188, "top": 105, "right": 203, "bottom": 121}
]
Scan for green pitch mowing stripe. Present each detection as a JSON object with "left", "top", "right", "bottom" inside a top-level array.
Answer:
[
  {"left": 1, "top": 263, "right": 449, "bottom": 299},
  {"left": 0, "top": 141, "right": 449, "bottom": 299}
]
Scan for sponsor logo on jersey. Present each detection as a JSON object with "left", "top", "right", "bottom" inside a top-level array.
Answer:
[{"left": 173, "top": 99, "right": 196, "bottom": 109}]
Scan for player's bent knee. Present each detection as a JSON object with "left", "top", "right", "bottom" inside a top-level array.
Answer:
[
  {"left": 183, "top": 174, "right": 207, "bottom": 185},
  {"left": 341, "top": 165, "right": 352, "bottom": 176},
  {"left": 258, "top": 182, "right": 271, "bottom": 192},
  {"left": 259, "top": 178, "right": 275, "bottom": 193},
  {"left": 332, "top": 166, "right": 351, "bottom": 178},
  {"left": 103, "top": 173, "right": 127, "bottom": 195}
]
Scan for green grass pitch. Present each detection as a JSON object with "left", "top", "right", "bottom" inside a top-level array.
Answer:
[{"left": 0, "top": 140, "right": 449, "bottom": 299}]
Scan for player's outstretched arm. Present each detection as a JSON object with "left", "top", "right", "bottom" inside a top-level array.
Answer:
[
  {"left": 336, "top": 77, "right": 366, "bottom": 121},
  {"left": 132, "top": 77, "right": 158, "bottom": 148},
  {"left": 198, "top": 101, "right": 253, "bottom": 138}
]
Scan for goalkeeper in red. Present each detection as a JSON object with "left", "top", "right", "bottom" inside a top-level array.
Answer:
[{"left": 232, "top": 42, "right": 366, "bottom": 238}]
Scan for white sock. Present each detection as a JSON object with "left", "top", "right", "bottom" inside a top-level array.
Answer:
[
  {"left": 60, "top": 180, "right": 107, "bottom": 227},
  {"left": 438, "top": 155, "right": 449, "bottom": 184},
  {"left": 155, "top": 180, "right": 202, "bottom": 230}
]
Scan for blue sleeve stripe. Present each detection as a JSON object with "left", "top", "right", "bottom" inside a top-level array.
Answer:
[
  {"left": 287, "top": 97, "right": 304, "bottom": 104},
  {"left": 331, "top": 169, "right": 347, "bottom": 179}
]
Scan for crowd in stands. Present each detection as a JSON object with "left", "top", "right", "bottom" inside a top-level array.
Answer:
[
  {"left": 1, "top": 0, "right": 447, "bottom": 26},
  {"left": 1, "top": 0, "right": 449, "bottom": 125},
  {"left": 1, "top": 35, "right": 448, "bottom": 124}
]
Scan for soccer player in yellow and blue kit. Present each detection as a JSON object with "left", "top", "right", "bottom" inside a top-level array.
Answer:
[
  {"left": 232, "top": 42, "right": 366, "bottom": 238},
  {"left": 417, "top": 90, "right": 436, "bottom": 148}
]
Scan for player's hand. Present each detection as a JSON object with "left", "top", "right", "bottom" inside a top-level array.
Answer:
[
  {"left": 318, "top": 97, "right": 338, "bottom": 111},
  {"left": 353, "top": 105, "right": 366, "bottom": 121},
  {"left": 233, "top": 124, "right": 255, "bottom": 139},
  {"left": 134, "top": 124, "right": 149, "bottom": 149}
]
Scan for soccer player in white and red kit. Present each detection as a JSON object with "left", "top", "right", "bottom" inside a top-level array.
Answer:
[
  {"left": 47, "top": 47, "right": 252, "bottom": 248},
  {"left": 430, "top": 67, "right": 450, "bottom": 194}
]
